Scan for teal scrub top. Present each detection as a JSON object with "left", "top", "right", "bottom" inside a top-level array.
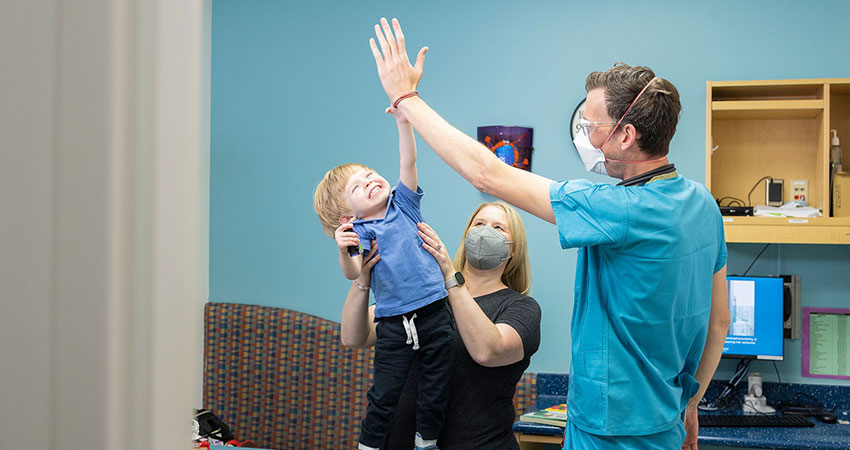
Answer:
[{"left": 550, "top": 174, "right": 727, "bottom": 436}]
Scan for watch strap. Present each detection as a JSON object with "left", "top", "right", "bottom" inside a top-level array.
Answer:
[{"left": 445, "top": 272, "right": 463, "bottom": 289}]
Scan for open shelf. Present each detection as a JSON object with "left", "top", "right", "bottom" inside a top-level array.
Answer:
[
  {"left": 720, "top": 216, "right": 850, "bottom": 244},
  {"left": 711, "top": 100, "right": 823, "bottom": 119},
  {"left": 707, "top": 78, "right": 850, "bottom": 245}
]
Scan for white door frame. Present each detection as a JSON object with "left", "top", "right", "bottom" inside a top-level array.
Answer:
[{"left": 1, "top": 1, "right": 206, "bottom": 449}]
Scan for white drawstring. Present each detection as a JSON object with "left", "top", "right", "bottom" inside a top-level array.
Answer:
[{"left": 402, "top": 313, "right": 420, "bottom": 350}]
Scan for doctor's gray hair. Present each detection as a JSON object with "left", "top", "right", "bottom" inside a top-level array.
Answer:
[{"left": 585, "top": 63, "right": 681, "bottom": 158}]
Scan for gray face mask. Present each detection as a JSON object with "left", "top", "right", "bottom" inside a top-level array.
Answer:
[{"left": 465, "top": 226, "right": 513, "bottom": 270}]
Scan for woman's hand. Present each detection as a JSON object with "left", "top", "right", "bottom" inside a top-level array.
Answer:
[
  {"left": 355, "top": 240, "right": 380, "bottom": 286},
  {"left": 417, "top": 222, "right": 455, "bottom": 278}
]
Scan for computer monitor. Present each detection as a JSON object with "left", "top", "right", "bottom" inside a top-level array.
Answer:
[{"left": 722, "top": 275, "right": 785, "bottom": 360}]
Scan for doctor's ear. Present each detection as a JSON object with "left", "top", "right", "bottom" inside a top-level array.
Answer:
[{"left": 620, "top": 123, "right": 640, "bottom": 149}]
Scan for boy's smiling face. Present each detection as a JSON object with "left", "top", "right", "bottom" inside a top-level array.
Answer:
[{"left": 341, "top": 168, "right": 390, "bottom": 222}]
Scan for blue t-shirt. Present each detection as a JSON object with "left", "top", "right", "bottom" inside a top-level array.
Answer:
[
  {"left": 352, "top": 182, "right": 448, "bottom": 318},
  {"left": 549, "top": 174, "right": 727, "bottom": 436}
]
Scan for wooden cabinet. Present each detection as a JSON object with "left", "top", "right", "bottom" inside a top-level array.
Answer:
[{"left": 706, "top": 78, "right": 850, "bottom": 244}]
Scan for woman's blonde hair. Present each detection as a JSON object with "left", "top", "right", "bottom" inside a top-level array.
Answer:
[{"left": 452, "top": 202, "right": 531, "bottom": 295}]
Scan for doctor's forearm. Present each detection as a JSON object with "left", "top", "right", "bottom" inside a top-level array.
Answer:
[
  {"left": 689, "top": 323, "right": 728, "bottom": 408},
  {"left": 397, "top": 96, "right": 500, "bottom": 191}
]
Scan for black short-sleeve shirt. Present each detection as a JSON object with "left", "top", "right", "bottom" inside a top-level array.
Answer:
[{"left": 383, "top": 288, "right": 542, "bottom": 450}]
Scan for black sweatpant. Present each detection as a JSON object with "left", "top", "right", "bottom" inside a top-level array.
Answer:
[{"left": 359, "top": 298, "right": 454, "bottom": 448}]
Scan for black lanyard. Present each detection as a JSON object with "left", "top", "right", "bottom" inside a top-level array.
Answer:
[{"left": 616, "top": 164, "right": 677, "bottom": 187}]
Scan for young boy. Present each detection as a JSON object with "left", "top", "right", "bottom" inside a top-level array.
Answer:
[{"left": 313, "top": 108, "right": 454, "bottom": 450}]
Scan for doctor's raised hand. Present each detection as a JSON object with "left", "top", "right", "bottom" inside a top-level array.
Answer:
[{"left": 369, "top": 17, "right": 428, "bottom": 104}]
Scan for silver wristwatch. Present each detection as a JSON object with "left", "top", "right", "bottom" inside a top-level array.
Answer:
[{"left": 445, "top": 272, "right": 465, "bottom": 289}]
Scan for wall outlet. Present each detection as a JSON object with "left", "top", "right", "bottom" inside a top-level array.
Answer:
[{"left": 791, "top": 179, "right": 809, "bottom": 204}]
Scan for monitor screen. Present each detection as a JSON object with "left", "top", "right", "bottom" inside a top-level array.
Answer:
[{"left": 722, "top": 276, "right": 784, "bottom": 360}]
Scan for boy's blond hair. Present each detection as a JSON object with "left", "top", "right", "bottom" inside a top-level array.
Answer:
[{"left": 313, "top": 163, "right": 373, "bottom": 237}]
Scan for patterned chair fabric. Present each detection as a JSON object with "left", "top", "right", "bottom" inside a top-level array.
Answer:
[
  {"left": 204, "top": 302, "right": 538, "bottom": 449},
  {"left": 513, "top": 372, "right": 538, "bottom": 418},
  {"left": 204, "top": 302, "right": 374, "bottom": 449}
]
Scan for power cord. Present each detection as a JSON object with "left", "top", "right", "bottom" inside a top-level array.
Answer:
[
  {"left": 700, "top": 358, "right": 754, "bottom": 411},
  {"left": 772, "top": 361, "right": 782, "bottom": 385},
  {"left": 717, "top": 196, "right": 746, "bottom": 207},
  {"left": 741, "top": 244, "right": 771, "bottom": 276},
  {"left": 747, "top": 176, "right": 774, "bottom": 207}
]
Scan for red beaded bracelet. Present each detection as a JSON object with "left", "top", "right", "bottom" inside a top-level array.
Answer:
[{"left": 393, "top": 91, "right": 419, "bottom": 108}]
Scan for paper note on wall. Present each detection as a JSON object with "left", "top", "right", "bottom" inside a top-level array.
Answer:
[{"left": 810, "top": 313, "right": 850, "bottom": 376}]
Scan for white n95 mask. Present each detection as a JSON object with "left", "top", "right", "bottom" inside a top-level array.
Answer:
[
  {"left": 573, "top": 131, "right": 609, "bottom": 176},
  {"left": 465, "top": 226, "right": 513, "bottom": 270}
]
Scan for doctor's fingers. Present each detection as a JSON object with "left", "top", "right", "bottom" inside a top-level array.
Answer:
[
  {"left": 391, "top": 18, "right": 409, "bottom": 65},
  {"left": 373, "top": 22, "right": 393, "bottom": 63},
  {"left": 379, "top": 18, "right": 400, "bottom": 62}
]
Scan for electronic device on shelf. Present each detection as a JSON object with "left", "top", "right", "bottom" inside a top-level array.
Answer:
[
  {"left": 719, "top": 206, "right": 753, "bottom": 216},
  {"left": 766, "top": 179, "right": 784, "bottom": 206}
]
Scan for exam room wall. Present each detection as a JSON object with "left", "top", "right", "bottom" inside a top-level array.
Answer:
[{"left": 209, "top": 0, "right": 850, "bottom": 382}]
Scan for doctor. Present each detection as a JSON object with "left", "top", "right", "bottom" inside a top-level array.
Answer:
[{"left": 368, "top": 18, "right": 730, "bottom": 449}]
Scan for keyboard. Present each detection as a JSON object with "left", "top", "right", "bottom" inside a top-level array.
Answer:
[{"left": 699, "top": 414, "right": 814, "bottom": 428}]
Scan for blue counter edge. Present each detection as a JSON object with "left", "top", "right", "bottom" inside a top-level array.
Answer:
[{"left": 514, "top": 373, "right": 850, "bottom": 449}]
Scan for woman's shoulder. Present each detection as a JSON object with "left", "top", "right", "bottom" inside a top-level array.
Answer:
[
  {"left": 484, "top": 287, "right": 539, "bottom": 306},
  {"left": 477, "top": 288, "right": 541, "bottom": 320}
]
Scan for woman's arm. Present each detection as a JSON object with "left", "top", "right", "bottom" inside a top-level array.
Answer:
[
  {"left": 417, "top": 222, "right": 526, "bottom": 367},
  {"left": 340, "top": 241, "right": 380, "bottom": 348}
]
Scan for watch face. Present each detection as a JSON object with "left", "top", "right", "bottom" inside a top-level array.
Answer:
[
  {"left": 570, "top": 98, "right": 586, "bottom": 145},
  {"left": 455, "top": 272, "right": 465, "bottom": 286}
]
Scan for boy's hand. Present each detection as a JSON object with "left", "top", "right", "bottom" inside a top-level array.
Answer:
[
  {"left": 335, "top": 223, "right": 360, "bottom": 255},
  {"left": 385, "top": 106, "right": 409, "bottom": 124}
]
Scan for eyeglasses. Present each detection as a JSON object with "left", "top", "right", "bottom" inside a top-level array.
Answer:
[{"left": 578, "top": 118, "right": 617, "bottom": 136}]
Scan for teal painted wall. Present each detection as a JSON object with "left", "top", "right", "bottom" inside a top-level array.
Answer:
[{"left": 210, "top": 0, "right": 850, "bottom": 382}]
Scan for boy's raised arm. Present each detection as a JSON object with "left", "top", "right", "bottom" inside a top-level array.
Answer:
[{"left": 391, "top": 108, "right": 417, "bottom": 192}]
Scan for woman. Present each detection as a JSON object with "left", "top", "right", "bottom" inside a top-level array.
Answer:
[{"left": 340, "top": 201, "right": 542, "bottom": 450}]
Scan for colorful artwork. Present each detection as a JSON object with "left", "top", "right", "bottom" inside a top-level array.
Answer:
[{"left": 477, "top": 126, "right": 534, "bottom": 172}]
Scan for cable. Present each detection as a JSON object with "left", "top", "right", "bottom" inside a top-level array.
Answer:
[
  {"left": 747, "top": 176, "right": 774, "bottom": 207},
  {"left": 700, "top": 359, "right": 754, "bottom": 411},
  {"left": 741, "top": 244, "right": 771, "bottom": 276},
  {"left": 718, "top": 196, "right": 746, "bottom": 207},
  {"left": 772, "top": 361, "right": 782, "bottom": 385}
]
